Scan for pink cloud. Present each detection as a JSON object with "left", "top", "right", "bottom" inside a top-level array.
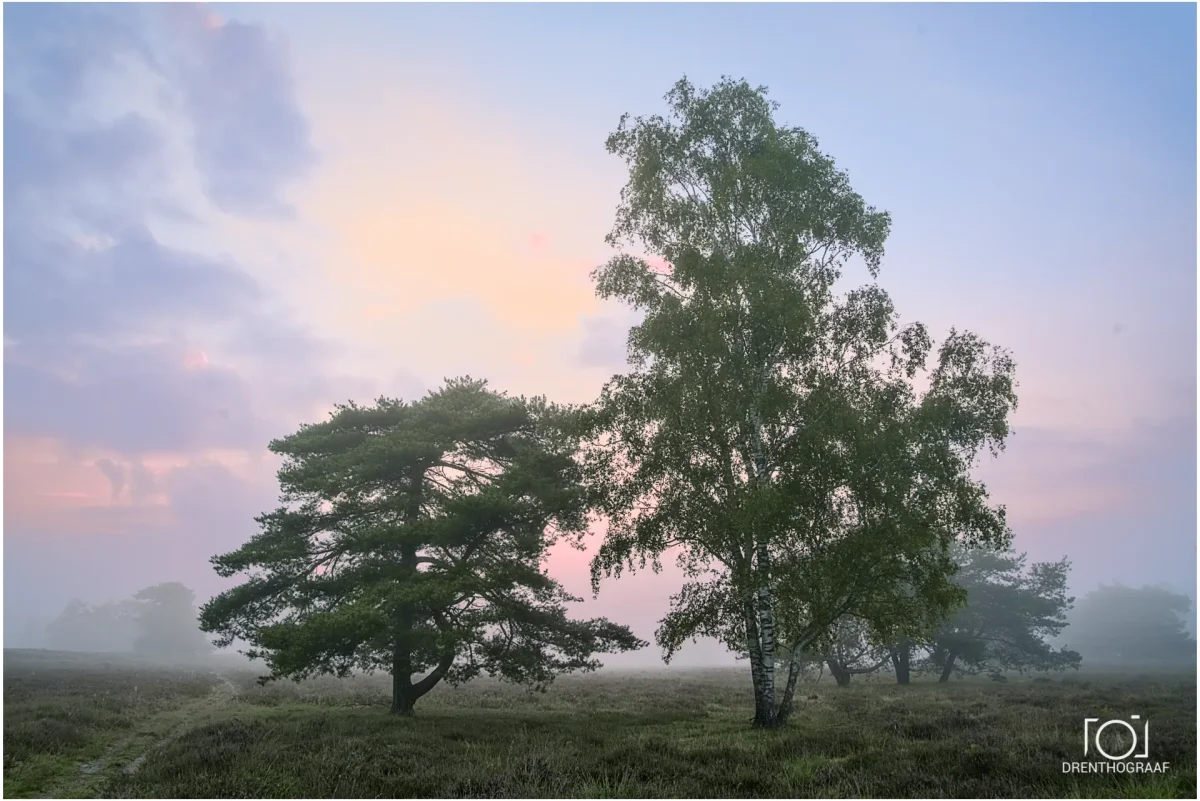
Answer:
[
  {"left": 182, "top": 347, "right": 210, "bottom": 370},
  {"left": 528, "top": 231, "right": 550, "bottom": 251},
  {"left": 2, "top": 436, "right": 278, "bottom": 539},
  {"left": 163, "top": 3, "right": 226, "bottom": 37}
]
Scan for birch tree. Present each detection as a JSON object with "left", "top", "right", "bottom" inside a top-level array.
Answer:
[{"left": 580, "top": 77, "right": 1017, "bottom": 727}]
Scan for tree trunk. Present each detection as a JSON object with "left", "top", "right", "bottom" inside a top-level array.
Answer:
[
  {"left": 848, "top": 658, "right": 889, "bottom": 678},
  {"left": 748, "top": 403, "right": 778, "bottom": 728},
  {"left": 391, "top": 663, "right": 416, "bottom": 715},
  {"left": 891, "top": 640, "right": 911, "bottom": 685},
  {"left": 774, "top": 656, "right": 804, "bottom": 725},
  {"left": 754, "top": 557, "right": 777, "bottom": 724},
  {"left": 384, "top": 466, "right": 458, "bottom": 715},
  {"left": 828, "top": 659, "right": 852, "bottom": 686},
  {"left": 743, "top": 600, "right": 777, "bottom": 727},
  {"left": 938, "top": 650, "right": 957, "bottom": 683},
  {"left": 391, "top": 642, "right": 455, "bottom": 715},
  {"left": 392, "top": 466, "right": 423, "bottom": 715},
  {"left": 391, "top": 596, "right": 416, "bottom": 714}
]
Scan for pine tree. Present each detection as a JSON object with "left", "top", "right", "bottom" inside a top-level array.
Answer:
[{"left": 201, "top": 378, "right": 644, "bottom": 714}]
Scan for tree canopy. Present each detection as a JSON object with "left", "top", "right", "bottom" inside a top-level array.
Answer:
[
  {"left": 578, "top": 75, "right": 1018, "bottom": 727},
  {"left": 44, "top": 583, "right": 210, "bottom": 657},
  {"left": 133, "top": 582, "right": 211, "bottom": 657},
  {"left": 45, "top": 598, "right": 138, "bottom": 653},
  {"left": 200, "top": 378, "right": 644, "bottom": 714},
  {"left": 927, "top": 545, "right": 1080, "bottom": 681}
]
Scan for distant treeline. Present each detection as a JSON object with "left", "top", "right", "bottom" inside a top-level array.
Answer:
[
  {"left": 786, "top": 553, "right": 1197, "bottom": 685},
  {"left": 1059, "top": 582, "right": 1197, "bottom": 669},
  {"left": 35, "top": 582, "right": 211, "bottom": 657}
]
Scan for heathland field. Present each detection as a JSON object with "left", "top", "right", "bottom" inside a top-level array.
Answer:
[{"left": 3, "top": 649, "right": 1195, "bottom": 799}]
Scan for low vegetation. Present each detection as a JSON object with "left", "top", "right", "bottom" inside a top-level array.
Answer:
[
  {"left": 4, "top": 650, "right": 1195, "bottom": 799},
  {"left": 2, "top": 651, "right": 223, "bottom": 798}
]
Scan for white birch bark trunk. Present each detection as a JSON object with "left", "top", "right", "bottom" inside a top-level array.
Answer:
[
  {"left": 742, "top": 600, "right": 772, "bottom": 725},
  {"left": 749, "top": 402, "right": 777, "bottom": 725}
]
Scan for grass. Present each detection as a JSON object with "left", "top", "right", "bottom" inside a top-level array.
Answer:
[
  {"left": 2, "top": 650, "right": 225, "bottom": 798},
  {"left": 3, "top": 649, "right": 1195, "bottom": 798}
]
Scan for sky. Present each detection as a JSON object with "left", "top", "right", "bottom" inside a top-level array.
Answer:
[{"left": 3, "top": 2, "right": 1196, "bottom": 665}]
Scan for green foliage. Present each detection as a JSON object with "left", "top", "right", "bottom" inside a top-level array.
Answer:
[
  {"left": 1065, "top": 583, "right": 1196, "bottom": 667},
  {"left": 579, "top": 75, "right": 1017, "bottom": 724},
  {"left": 201, "top": 377, "right": 644, "bottom": 712},
  {"left": 928, "top": 545, "right": 1081, "bottom": 680}
]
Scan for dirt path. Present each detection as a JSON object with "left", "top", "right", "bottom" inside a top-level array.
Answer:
[
  {"left": 45, "top": 671, "right": 242, "bottom": 798},
  {"left": 119, "top": 673, "right": 240, "bottom": 778}
]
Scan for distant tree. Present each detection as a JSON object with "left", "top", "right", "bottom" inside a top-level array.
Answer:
[
  {"left": 1064, "top": 584, "right": 1196, "bottom": 667},
  {"left": 927, "top": 546, "right": 1080, "bottom": 681},
  {"left": 578, "top": 76, "right": 1017, "bottom": 727},
  {"left": 822, "top": 616, "right": 889, "bottom": 686},
  {"left": 770, "top": 640, "right": 824, "bottom": 683},
  {"left": 201, "top": 378, "right": 644, "bottom": 715},
  {"left": 44, "top": 598, "right": 138, "bottom": 652},
  {"left": 132, "top": 582, "right": 212, "bottom": 657},
  {"left": 888, "top": 637, "right": 916, "bottom": 685},
  {"left": 44, "top": 599, "right": 90, "bottom": 651}
]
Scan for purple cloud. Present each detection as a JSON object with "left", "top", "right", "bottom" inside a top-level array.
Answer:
[
  {"left": 163, "top": 6, "right": 318, "bottom": 217},
  {"left": 3, "top": 3, "right": 334, "bottom": 458},
  {"left": 577, "top": 306, "right": 643, "bottom": 370}
]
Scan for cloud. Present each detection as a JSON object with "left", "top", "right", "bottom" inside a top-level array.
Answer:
[
  {"left": 4, "top": 220, "right": 262, "bottom": 349},
  {"left": 577, "top": 303, "right": 643, "bottom": 370},
  {"left": 578, "top": 315, "right": 632, "bottom": 369},
  {"left": 973, "top": 413, "right": 1196, "bottom": 598},
  {"left": 3, "top": 101, "right": 163, "bottom": 210},
  {"left": 2, "top": 4, "right": 159, "bottom": 107},
  {"left": 5, "top": 343, "right": 263, "bottom": 454},
  {"left": 163, "top": 4, "right": 318, "bottom": 217},
  {"left": 3, "top": 3, "right": 388, "bottom": 639},
  {"left": 95, "top": 459, "right": 127, "bottom": 501},
  {"left": 3, "top": 3, "right": 334, "bottom": 459}
]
